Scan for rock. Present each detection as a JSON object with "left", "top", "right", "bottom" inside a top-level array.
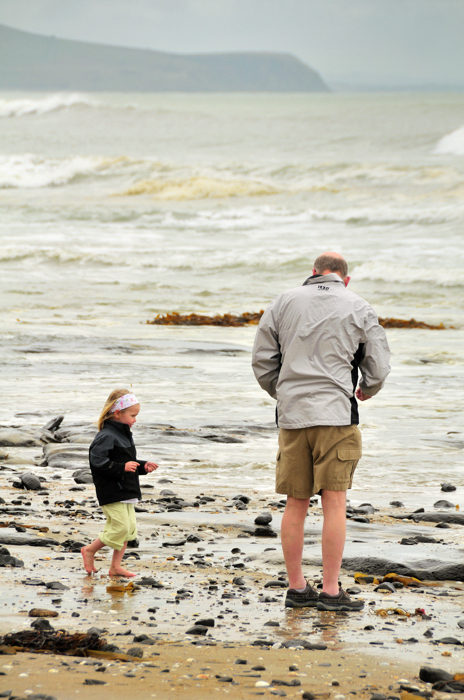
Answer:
[
  {"left": 72, "top": 469, "right": 93, "bottom": 484},
  {"left": 29, "top": 608, "right": 58, "bottom": 617},
  {"left": 390, "top": 501, "right": 404, "bottom": 507},
  {"left": 282, "top": 639, "right": 327, "bottom": 650},
  {"left": 87, "top": 627, "right": 104, "bottom": 636},
  {"left": 436, "top": 522, "right": 451, "bottom": 529},
  {"left": 255, "top": 527, "right": 278, "bottom": 538},
  {"left": 217, "top": 676, "right": 234, "bottom": 682},
  {"left": 43, "top": 416, "right": 64, "bottom": 432},
  {"left": 127, "top": 647, "right": 144, "bottom": 658},
  {"left": 374, "top": 582, "right": 396, "bottom": 593},
  {"left": 434, "top": 500, "right": 455, "bottom": 508},
  {"left": 350, "top": 516, "right": 370, "bottom": 523},
  {"left": 133, "top": 634, "right": 156, "bottom": 644},
  {"left": 186, "top": 625, "right": 209, "bottom": 635},
  {"left": 234, "top": 659, "right": 247, "bottom": 664},
  {"left": 196, "top": 618, "right": 215, "bottom": 627},
  {"left": 419, "top": 666, "right": 453, "bottom": 683},
  {"left": 84, "top": 679, "right": 107, "bottom": 685},
  {"left": 264, "top": 579, "right": 288, "bottom": 588},
  {"left": 432, "top": 681, "right": 464, "bottom": 693},
  {"left": 441, "top": 482, "right": 456, "bottom": 492},
  {"left": 434, "top": 637, "right": 461, "bottom": 645},
  {"left": 232, "top": 494, "right": 250, "bottom": 504},
  {"left": 45, "top": 581, "right": 70, "bottom": 591},
  {"left": 138, "top": 576, "right": 164, "bottom": 588},
  {"left": 31, "top": 618, "right": 54, "bottom": 631},
  {"left": 232, "top": 577, "right": 245, "bottom": 586},
  {"left": 393, "top": 512, "right": 464, "bottom": 525},
  {"left": 271, "top": 679, "right": 301, "bottom": 687},
  {"left": 0, "top": 430, "right": 40, "bottom": 447},
  {"left": 0, "top": 533, "right": 59, "bottom": 547},
  {"left": 346, "top": 586, "right": 361, "bottom": 594},
  {"left": 255, "top": 513, "right": 272, "bottom": 525},
  {"left": 0, "top": 554, "right": 24, "bottom": 567},
  {"left": 458, "top": 620, "right": 464, "bottom": 629},
  {"left": 20, "top": 472, "right": 42, "bottom": 490},
  {"left": 302, "top": 694, "right": 315, "bottom": 700},
  {"left": 234, "top": 500, "right": 247, "bottom": 510},
  {"left": 342, "top": 556, "right": 464, "bottom": 581},
  {"left": 357, "top": 503, "right": 376, "bottom": 514}
]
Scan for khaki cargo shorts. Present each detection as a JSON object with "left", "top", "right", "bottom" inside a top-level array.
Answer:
[
  {"left": 276, "top": 425, "right": 362, "bottom": 499},
  {"left": 100, "top": 502, "right": 137, "bottom": 551}
]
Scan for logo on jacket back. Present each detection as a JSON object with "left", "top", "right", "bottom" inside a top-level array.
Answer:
[{"left": 317, "top": 285, "right": 330, "bottom": 291}]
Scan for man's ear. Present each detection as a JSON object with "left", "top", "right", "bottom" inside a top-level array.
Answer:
[
  {"left": 344, "top": 276, "right": 351, "bottom": 287},
  {"left": 312, "top": 268, "right": 317, "bottom": 276}
]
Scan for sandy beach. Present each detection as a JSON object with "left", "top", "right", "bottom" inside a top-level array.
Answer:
[{"left": 1, "top": 418, "right": 464, "bottom": 699}]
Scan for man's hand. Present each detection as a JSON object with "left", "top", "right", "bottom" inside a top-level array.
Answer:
[
  {"left": 356, "top": 388, "right": 372, "bottom": 402},
  {"left": 124, "top": 461, "right": 139, "bottom": 472},
  {"left": 144, "top": 461, "right": 159, "bottom": 473}
]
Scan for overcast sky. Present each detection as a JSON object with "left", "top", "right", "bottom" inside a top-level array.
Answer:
[{"left": 1, "top": 0, "right": 463, "bottom": 88}]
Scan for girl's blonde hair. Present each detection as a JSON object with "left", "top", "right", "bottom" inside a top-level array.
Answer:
[{"left": 97, "top": 388, "right": 131, "bottom": 431}]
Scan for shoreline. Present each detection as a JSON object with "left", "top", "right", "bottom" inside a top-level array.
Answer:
[{"left": 1, "top": 419, "right": 464, "bottom": 698}]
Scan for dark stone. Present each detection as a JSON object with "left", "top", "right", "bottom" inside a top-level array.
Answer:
[
  {"left": 0, "top": 554, "right": 24, "bottom": 567},
  {"left": 302, "top": 694, "right": 315, "bottom": 700},
  {"left": 434, "top": 637, "right": 461, "bottom": 645},
  {"left": 393, "top": 512, "right": 464, "bottom": 525},
  {"left": 234, "top": 500, "right": 247, "bottom": 510},
  {"left": 45, "top": 581, "right": 70, "bottom": 591},
  {"left": 458, "top": 620, "right": 464, "bottom": 629},
  {"left": 282, "top": 639, "right": 327, "bottom": 650},
  {"left": 0, "top": 533, "right": 58, "bottom": 547},
  {"left": 100, "top": 644, "right": 120, "bottom": 652},
  {"left": 252, "top": 665, "right": 266, "bottom": 671},
  {"left": 350, "top": 516, "right": 370, "bottom": 523},
  {"left": 87, "top": 627, "right": 104, "bottom": 636},
  {"left": 419, "top": 666, "right": 453, "bottom": 683},
  {"left": 127, "top": 647, "right": 144, "bottom": 658},
  {"left": 234, "top": 659, "right": 247, "bottom": 664},
  {"left": 233, "top": 577, "right": 245, "bottom": 586},
  {"left": 390, "top": 501, "right": 404, "bottom": 507},
  {"left": 232, "top": 494, "right": 250, "bottom": 504},
  {"left": 73, "top": 469, "right": 93, "bottom": 484},
  {"left": 255, "top": 513, "right": 272, "bottom": 526},
  {"left": 186, "top": 625, "right": 210, "bottom": 635},
  {"left": 374, "top": 582, "right": 396, "bottom": 593},
  {"left": 271, "top": 679, "right": 301, "bottom": 687},
  {"left": 138, "top": 576, "right": 164, "bottom": 588},
  {"left": 20, "top": 473, "right": 42, "bottom": 490},
  {"left": 83, "top": 679, "right": 107, "bottom": 685},
  {"left": 346, "top": 586, "right": 361, "bottom": 594},
  {"left": 400, "top": 538, "right": 419, "bottom": 546},
  {"left": 126, "top": 538, "right": 139, "bottom": 548},
  {"left": 441, "top": 483, "right": 457, "bottom": 492},
  {"left": 436, "top": 522, "right": 451, "bottom": 529},
  {"left": 264, "top": 579, "right": 287, "bottom": 588},
  {"left": 432, "top": 681, "right": 464, "bottom": 693},
  {"left": 43, "top": 416, "right": 64, "bottom": 432},
  {"left": 434, "top": 500, "right": 455, "bottom": 508},
  {"left": 356, "top": 504, "right": 376, "bottom": 514},
  {"left": 133, "top": 634, "right": 156, "bottom": 644},
  {"left": 342, "top": 556, "right": 464, "bottom": 581},
  {"left": 31, "top": 618, "right": 54, "bottom": 631},
  {"left": 196, "top": 618, "right": 215, "bottom": 627},
  {"left": 254, "top": 527, "right": 277, "bottom": 538},
  {"left": 217, "top": 676, "right": 234, "bottom": 682}
]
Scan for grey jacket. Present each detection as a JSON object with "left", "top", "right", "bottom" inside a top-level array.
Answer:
[{"left": 252, "top": 274, "right": 391, "bottom": 428}]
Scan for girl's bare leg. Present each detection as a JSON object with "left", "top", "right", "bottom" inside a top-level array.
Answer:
[
  {"left": 108, "top": 542, "right": 137, "bottom": 577},
  {"left": 81, "top": 537, "right": 105, "bottom": 574}
]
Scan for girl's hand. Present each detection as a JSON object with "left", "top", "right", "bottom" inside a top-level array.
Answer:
[
  {"left": 144, "top": 461, "right": 159, "bottom": 473},
  {"left": 125, "top": 461, "right": 139, "bottom": 472}
]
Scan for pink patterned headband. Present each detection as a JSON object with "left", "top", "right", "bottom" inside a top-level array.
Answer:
[{"left": 110, "top": 393, "right": 139, "bottom": 413}]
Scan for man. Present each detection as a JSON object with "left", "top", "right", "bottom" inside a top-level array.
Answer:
[{"left": 252, "top": 252, "right": 390, "bottom": 612}]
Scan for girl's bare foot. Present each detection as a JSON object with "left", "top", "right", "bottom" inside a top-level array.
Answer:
[
  {"left": 81, "top": 546, "right": 97, "bottom": 574},
  {"left": 108, "top": 566, "right": 137, "bottom": 578}
]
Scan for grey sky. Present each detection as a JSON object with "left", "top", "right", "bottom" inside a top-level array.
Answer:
[{"left": 1, "top": 0, "right": 463, "bottom": 88}]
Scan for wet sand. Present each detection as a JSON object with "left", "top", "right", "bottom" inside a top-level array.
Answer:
[{"left": 1, "top": 421, "right": 464, "bottom": 698}]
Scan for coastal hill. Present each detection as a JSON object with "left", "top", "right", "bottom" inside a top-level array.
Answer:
[{"left": 0, "top": 24, "right": 329, "bottom": 92}]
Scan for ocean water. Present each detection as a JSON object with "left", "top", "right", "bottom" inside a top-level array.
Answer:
[{"left": 1, "top": 91, "right": 464, "bottom": 509}]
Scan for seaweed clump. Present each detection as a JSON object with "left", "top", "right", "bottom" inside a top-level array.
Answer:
[
  {"left": 146, "top": 311, "right": 264, "bottom": 327},
  {"left": 0, "top": 629, "right": 106, "bottom": 656},
  {"left": 146, "top": 311, "right": 449, "bottom": 330}
]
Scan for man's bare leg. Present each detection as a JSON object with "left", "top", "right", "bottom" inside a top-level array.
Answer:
[
  {"left": 281, "top": 496, "right": 310, "bottom": 589},
  {"left": 108, "top": 542, "right": 137, "bottom": 577},
  {"left": 81, "top": 537, "right": 105, "bottom": 574},
  {"left": 321, "top": 489, "right": 346, "bottom": 595}
]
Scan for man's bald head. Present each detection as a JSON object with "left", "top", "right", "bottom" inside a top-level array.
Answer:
[{"left": 313, "top": 252, "right": 348, "bottom": 280}]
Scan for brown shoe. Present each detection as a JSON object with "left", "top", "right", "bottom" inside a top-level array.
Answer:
[
  {"left": 317, "top": 588, "right": 364, "bottom": 611},
  {"left": 285, "top": 581, "right": 318, "bottom": 608}
]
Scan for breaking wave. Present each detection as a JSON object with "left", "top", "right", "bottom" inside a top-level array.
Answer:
[
  {"left": 122, "top": 176, "right": 281, "bottom": 200},
  {"left": 352, "top": 261, "right": 464, "bottom": 287},
  {"left": 0, "top": 93, "right": 99, "bottom": 118},
  {"left": 435, "top": 125, "right": 464, "bottom": 156}
]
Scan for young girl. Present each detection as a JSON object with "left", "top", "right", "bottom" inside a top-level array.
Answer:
[{"left": 81, "top": 389, "right": 158, "bottom": 577}]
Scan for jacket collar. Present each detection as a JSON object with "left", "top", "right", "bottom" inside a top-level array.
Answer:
[
  {"left": 303, "top": 273, "right": 344, "bottom": 286},
  {"left": 104, "top": 420, "right": 132, "bottom": 438}
]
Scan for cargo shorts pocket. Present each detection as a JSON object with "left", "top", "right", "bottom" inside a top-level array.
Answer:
[
  {"left": 336, "top": 448, "right": 362, "bottom": 485},
  {"left": 337, "top": 449, "right": 362, "bottom": 461}
]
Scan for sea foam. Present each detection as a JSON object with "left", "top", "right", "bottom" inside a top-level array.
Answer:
[
  {"left": 0, "top": 93, "right": 98, "bottom": 118},
  {"left": 434, "top": 125, "right": 464, "bottom": 156}
]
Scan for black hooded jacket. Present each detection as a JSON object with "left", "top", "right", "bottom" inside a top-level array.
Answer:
[{"left": 89, "top": 420, "right": 147, "bottom": 506}]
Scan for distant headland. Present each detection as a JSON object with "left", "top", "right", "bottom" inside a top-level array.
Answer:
[{"left": 0, "top": 24, "right": 329, "bottom": 92}]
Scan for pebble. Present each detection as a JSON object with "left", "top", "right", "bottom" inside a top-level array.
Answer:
[
  {"left": 434, "top": 499, "right": 455, "bottom": 508},
  {"left": 186, "top": 625, "right": 210, "bottom": 635},
  {"left": 255, "top": 681, "right": 270, "bottom": 687},
  {"left": 254, "top": 513, "right": 272, "bottom": 525},
  {"left": 441, "top": 482, "right": 456, "bottom": 492}
]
